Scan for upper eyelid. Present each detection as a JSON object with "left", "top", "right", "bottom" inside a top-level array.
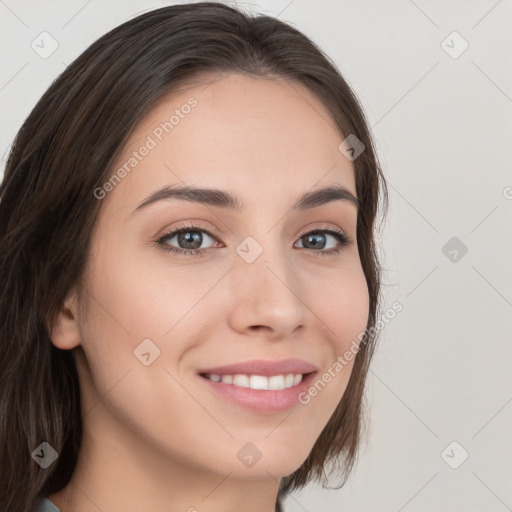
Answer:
[
  {"left": 297, "top": 225, "right": 346, "bottom": 236},
  {"left": 157, "top": 223, "right": 219, "bottom": 242}
]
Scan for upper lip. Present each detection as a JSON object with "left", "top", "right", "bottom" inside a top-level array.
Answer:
[{"left": 197, "top": 358, "right": 318, "bottom": 377}]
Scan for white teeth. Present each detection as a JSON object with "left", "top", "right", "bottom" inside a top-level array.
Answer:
[
  {"left": 232, "top": 374, "right": 250, "bottom": 388},
  {"left": 221, "top": 375, "right": 233, "bottom": 384},
  {"left": 250, "top": 375, "right": 269, "bottom": 390},
  {"left": 268, "top": 375, "right": 285, "bottom": 390},
  {"left": 205, "top": 373, "right": 304, "bottom": 390}
]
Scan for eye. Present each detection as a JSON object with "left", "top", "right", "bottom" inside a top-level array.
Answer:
[
  {"left": 155, "top": 223, "right": 220, "bottom": 257},
  {"left": 154, "top": 223, "right": 351, "bottom": 257},
  {"left": 294, "top": 227, "right": 351, "bottom": 256}
]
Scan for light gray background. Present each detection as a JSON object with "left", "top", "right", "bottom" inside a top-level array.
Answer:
[{"left": 1, "top": 1, "right": 511, "bottom": 510}]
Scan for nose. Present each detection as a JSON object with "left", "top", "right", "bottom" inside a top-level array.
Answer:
[{"left": 227, "top": 243, "right": 308, "bottom": 340}]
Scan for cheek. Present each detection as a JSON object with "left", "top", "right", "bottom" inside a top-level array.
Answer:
[
  {"left": 289, "top": 262, "right": 369, "bottom": 417},
  {"left": 312, "top": 263, "right": 369, "bottom": 399},
  {"left": 313, "top": 263, "right": 370, "bottom": 353},
  {"left": 84, "top": 243, "right": 219, "bottom": 336},
  {"left": 78, "top": 245, "right": 228, "bottom": 383}
]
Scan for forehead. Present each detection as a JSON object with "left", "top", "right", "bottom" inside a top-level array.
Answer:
[{"left": 106, "top": 73, "right": 356, "bottom": 212}]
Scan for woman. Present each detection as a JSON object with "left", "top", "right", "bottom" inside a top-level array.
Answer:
[{"left": 0, "top": 3, "right": 388, "bottom": 511}]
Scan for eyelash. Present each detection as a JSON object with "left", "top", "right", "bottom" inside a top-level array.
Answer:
[{"left": 154, "top": 223, "right": 351, "bottom": 258}]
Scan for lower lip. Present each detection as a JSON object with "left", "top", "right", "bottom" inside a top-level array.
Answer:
[{"left": 197, "top": 372, "right": 317, "bottom": 414}]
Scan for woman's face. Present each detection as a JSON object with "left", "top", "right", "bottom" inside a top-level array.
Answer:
[{"left": 67, "top": 73, "right": 369, "bottom": 479}]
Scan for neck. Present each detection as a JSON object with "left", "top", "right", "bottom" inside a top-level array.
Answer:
[{"left": 48, "top": 402, "right": 281, "bottom": 512}]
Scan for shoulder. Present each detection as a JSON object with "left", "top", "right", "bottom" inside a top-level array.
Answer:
[{"left": 33, "top": 498, "right": 62, "bottom": 512}]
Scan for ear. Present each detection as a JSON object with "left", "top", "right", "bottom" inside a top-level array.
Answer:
[{"left": 48, "top": 287, "right": 82, "bottom": 350}]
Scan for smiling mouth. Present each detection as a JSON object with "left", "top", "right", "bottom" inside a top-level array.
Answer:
[{"left": 199, "top": 372, "right": 315, "bottom": 391}]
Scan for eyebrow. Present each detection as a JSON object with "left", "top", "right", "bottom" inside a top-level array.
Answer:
[{"left": 130, "top": 183, "right": 360, "bottom": 215}]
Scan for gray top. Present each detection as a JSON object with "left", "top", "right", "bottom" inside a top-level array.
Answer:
[{"left": 34, "top": 498, "right": 61, "bottom": 512}]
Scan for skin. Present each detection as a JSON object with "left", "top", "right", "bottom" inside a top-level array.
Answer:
[{"left": 48, "top": 73, "right": 369, "bottom": 512}]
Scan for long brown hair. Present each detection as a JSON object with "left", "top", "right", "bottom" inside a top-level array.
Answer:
[{"left": 0, "top": 3, "right": 388, "bottom": 511}]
